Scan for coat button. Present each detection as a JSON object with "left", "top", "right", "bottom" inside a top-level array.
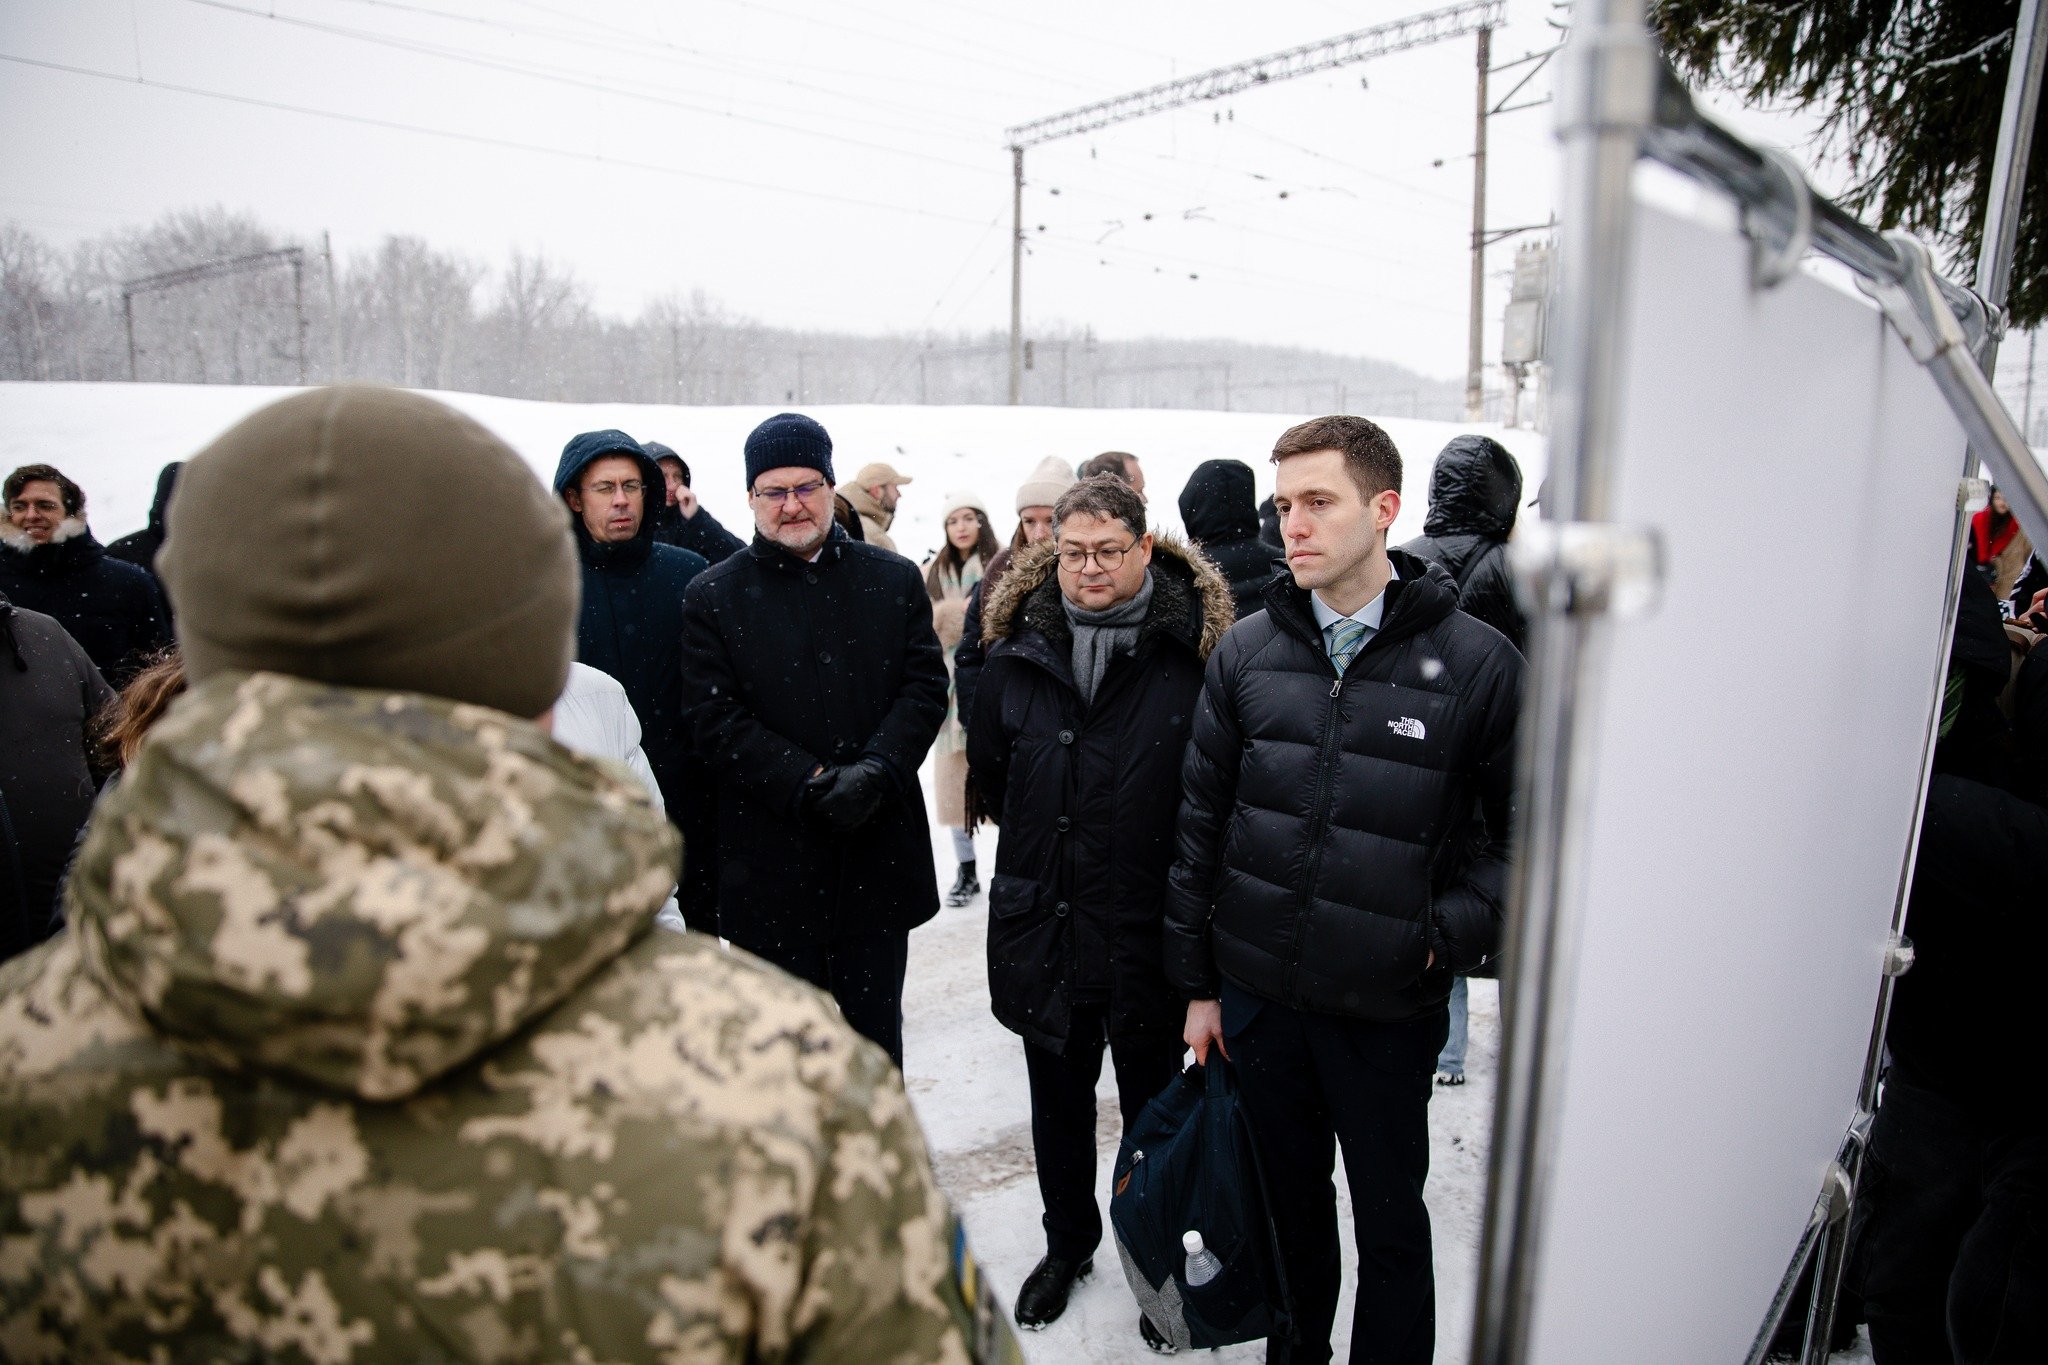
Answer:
[
  {"left": 1058, "top": 729, "right": 1074, "bottom": 745},
  {"left": 1055, "top": 816, "right": 1071, "bottom": 832},
  {"left": 805, "top": 572, "right": 818, "bottom": 585},
  {"left": 1054, "top": 901, "right": 1071, "bottom": 917},
  {"left": 819, "top": 651, "right": 833, "bottom": 664}
]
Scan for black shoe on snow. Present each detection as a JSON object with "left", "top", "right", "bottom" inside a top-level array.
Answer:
[
  {"left": 1139, "top": 1311, "right": 1177, "bottom": 1354},
  {"left": 1435, "top": 1070, "right": 1466, "bottom": 1086},
  {"left": 945, "top": 861, "right": 980, "bottom": 908},
  {"left": 1013, "top": 1253, "right": 1090, "bottom": 1329}
]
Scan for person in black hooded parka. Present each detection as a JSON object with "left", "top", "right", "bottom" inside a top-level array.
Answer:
[
  {"left": 1398, "top": 434, "right": 1526, "bottom": 653},
  {"left": 106, "top": 461, "right": 183, "bottom": 588},
  {"left": 967, "top": 475, "right": 1234, "bottom": 1336},
  {"left": 1178, "top": 457, "right": 1279, "bottom": 623},
  {"left": 2, "top": 463, "right": 169, "bottom": 685},
  {"left": 644, "top": 441, "right": 747, "bottom": 565},
  {"left": 1168, "top": 416, "right": 1522, "bottom": 1365},
  {"left": 551, "top": 430, "right": 713, "bottom": 927}
]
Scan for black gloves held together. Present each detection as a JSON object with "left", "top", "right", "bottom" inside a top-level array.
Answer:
[{"left": 802, "top": 755, "right": 895, "bottom": 833}]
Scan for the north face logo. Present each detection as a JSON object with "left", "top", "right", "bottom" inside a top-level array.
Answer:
[{"left": 1388, "top": 717, "right": 1427, "bottom": 740}]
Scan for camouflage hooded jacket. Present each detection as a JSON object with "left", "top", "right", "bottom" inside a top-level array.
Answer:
[{"left": 0, "top": 672, "right": 1017, "bottom": 1364}]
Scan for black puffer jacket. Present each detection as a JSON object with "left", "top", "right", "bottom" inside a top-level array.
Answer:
[
  {"left": 0, "top": 528, "right": 169, "bottom": 685},
  {"left": 967, "top": 537, "right": 1233, "bottom": 1054},
  {"left": 1165, "top": 549, "right": 1524, "bottom": 1020},
  {"left": 1398, "top": 435, "right": 1526, "bottom": 652},
  {"left": 1179, "top": 458, "right": 1280, "bottom": 624}
]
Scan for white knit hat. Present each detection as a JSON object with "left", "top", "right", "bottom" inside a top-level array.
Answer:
[
  {"left": 941, "top": 489, "right": 989, "bottom": 519},
  {"left": 1015, "top": 456, "right": 1075, "bottom": 512}
]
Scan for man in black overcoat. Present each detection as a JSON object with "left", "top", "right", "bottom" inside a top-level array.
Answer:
[
  {"left": 968, "top": 474, "right": 1234, "bottom": 1342},
  {"left": 680, "top": 413, "right": 948, "bottom": 1066},
  {"left": 1168, "top": 415, "right": 1524, "bottom": 1365}
]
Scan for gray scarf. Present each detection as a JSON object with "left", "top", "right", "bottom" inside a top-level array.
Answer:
[{"left": 1063, "top": 570, "right": 1154, "bottom": 706}]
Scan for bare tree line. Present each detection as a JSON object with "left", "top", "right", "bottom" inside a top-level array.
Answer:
[{"left": 0, "top": 207, "right": 1464, "bottom": 415}]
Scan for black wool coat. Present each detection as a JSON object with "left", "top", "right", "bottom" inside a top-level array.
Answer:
[
  {"left": 1165, "top": 549, "right": 1524, "bottom": 1021},
  {"left": 681, "top": 525, "right": 948, "bottom": 953},
  {"left": 1398, "top": 434, "right": 1527, "bottom": 652},
  {"left": 968, "top": 537, "right": 1233, "bottom": 1055},
  {"left": 0, "top": 529, "right": 169, "bottom": 685}
]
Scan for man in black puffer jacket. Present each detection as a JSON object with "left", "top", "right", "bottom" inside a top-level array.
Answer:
[
  {"left": 1179, "top": 457, "right": 1281, "bottom": 623},
  {"left": 968, "top": 475, "right": 1234, "bottom": 1341},
  {"left": 1168, "top": 415, "right": 1523, "bottom": 1365},
  {"left": 552, "top": 430, "right": 714, "bottom": 928},
  {"left": 1399, "top": 434, "right": 1526, "bottom": 652}
]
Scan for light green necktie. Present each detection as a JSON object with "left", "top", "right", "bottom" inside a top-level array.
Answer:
[{"left": 1325, "top": 617, "right": 1367, "bottom": 676}]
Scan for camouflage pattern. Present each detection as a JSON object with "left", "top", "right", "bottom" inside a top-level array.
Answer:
[{"left": 0, "top": 671, "right": 1021, "bottom": 1363}]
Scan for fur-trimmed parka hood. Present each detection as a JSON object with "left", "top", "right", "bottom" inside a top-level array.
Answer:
[{"left": 981, "top": 530, "right": 1235, "bottom": 661}]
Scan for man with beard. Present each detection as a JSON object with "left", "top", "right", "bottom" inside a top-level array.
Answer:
[
  {"left": 552, "top": 430, "right": 715, "bottom": 929},
  {"left": 681, "top": 413, "right": 948, "bottom": 1066}
]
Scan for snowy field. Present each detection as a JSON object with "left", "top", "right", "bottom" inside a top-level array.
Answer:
[{"left": 0, "top": 380, "right": 1617, "bottom": 1359}]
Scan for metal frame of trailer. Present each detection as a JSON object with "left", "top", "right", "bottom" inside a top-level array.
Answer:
[{"left": 1473, "top": 3, "right": 2048, "bottom": 1363}]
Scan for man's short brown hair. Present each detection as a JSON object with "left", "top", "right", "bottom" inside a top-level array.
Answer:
[
  {"left": 4, "top": 464, "right": 85, "bottom": 516},
  {"left": 1053, "top": 473, "right": 1146, "bottom": 541},
  {"left": 1076, "top": 451, "right": 1136, "bottom": 484},
  {"left": 1270, "top": 416, "right": 1402, "bottom": 499}
]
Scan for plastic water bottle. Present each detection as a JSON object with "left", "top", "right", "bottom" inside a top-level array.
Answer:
[{"left": 1183, "top": 1230, "right": 1223, "bottom": 1288}]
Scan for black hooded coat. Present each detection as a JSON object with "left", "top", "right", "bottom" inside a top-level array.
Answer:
[
  {"left": 1164, "top": 549, "right": 1524, "bottom": 1021},
  {"left": 680, "top": 523, "right": 948, "bottom": 953},
  {"left": 551, "top": 432, "right": 713, "bottom": 921},
  {"left": 642, "top": 442, "right": 747, "bottom": 565},
  {"left": 1398, "top": 435, "right": 1527, "bottom": 652},
  {"left": 966, "top": 536, "right": 1234, "bottom": 1054},
  {"left": 0, "top": 527, "right": 169, "bottom": 685},
  {"left": 1178, "top": 458, "right": 1279, "bottom": 625},
  {"left": 105, "top": 462, "right": 182, "bottom": 585}
]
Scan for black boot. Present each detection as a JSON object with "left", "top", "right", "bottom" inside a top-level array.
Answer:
[
  {"left": 1139, "top": 1311, "right": 1178, "bottom": 1353},
  {"left": 946, "top": 860, "right": 980, "bottom": 908},
  {"left": 1013, "top": 1253, "right": 1091, "bottom": 1329}
]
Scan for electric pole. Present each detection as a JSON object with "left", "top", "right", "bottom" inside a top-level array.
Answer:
[
  {"left": 1465, "top": 25, "right": 1491, "bottom": 421},
  {"left": 1009, "top": 145, "right": 1025, "bottom": 405}
]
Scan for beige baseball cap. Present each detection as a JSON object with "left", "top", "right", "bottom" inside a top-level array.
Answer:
[{"left": 850, "top": 461, "right": 913, "bottom": 487}]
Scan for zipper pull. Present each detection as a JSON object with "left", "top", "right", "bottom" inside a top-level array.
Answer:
[{"left": 1328, "top": 677, "right": 1341, "bottom": 699}]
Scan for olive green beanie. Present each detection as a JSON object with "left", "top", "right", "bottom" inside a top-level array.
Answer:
[{"left": 159, "top": 386, "right": 578, "bottom": 718}]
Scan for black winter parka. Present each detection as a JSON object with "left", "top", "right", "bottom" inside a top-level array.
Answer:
[
  {"left": 968, "top": 537, "right": 1233, "bottom": 1054},
  {"left": 1165, "top": 549, "right": 1524, "bottom": 1021},
  {"left": 1179, "top": 458, "right": 1280, "bottom": 625},
  {"left": 681, "top": 525, "right": 949, "bottom": 953},
  {"left": 1398, "top": 434, "right": 1526, "bottom": 653},
  {"left": 0, "top": 529, "right": 169, "bottom": 685}
]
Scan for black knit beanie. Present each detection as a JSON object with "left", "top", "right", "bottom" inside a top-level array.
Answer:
[{"left": 743, "top": 413, "right": 834, "bottom": 489}]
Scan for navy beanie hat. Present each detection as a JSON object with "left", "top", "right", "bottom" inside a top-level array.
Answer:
[{"left": 744, "top": 412, "right": 834, "bottom": 488}]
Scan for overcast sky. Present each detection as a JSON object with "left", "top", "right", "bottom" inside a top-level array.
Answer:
[{"left": 3, "top": 1, "right": 1847, "bottom": 383}]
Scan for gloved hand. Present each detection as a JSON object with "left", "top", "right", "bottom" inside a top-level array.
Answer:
[{"left": 805, "top": 755, "right": 894, "bottom": 832}]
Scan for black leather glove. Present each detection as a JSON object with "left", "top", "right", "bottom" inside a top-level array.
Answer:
[{"left": 807, "top": 755, "right": 893, "bottom": 833}]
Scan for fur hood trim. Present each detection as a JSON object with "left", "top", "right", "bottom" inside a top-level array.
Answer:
[
  {"left": 0, "top": 516, "right": 87, "bottom": 553},
  {"left": 982, "top": 530, "right": 1235, "bottom": 660}
]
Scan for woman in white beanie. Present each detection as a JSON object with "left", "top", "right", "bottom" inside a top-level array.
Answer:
[
  {"left": 926, "top": 491, "right": 1001, "bottom": 907},
  {"left": 952, "top": 457, "right": 1076, "bottom": 747}
]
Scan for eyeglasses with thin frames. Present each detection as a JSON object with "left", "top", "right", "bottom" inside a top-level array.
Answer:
[
  {"left": 1057, "top": 543, "right": 1133, "bottom": 572},
  {"left": 751, "top": 481, "right": 828, "bottom": 504},
  {"left": 582, "top": 480, "right": 645, "bottom": 498}
]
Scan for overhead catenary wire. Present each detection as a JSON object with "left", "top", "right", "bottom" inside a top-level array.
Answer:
[{"left": 0, "top": 51, "right": 993, "bottom": 229}]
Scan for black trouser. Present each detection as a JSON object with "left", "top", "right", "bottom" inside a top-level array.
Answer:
[
  {"left": 1022, "top": 1001, "right": 1182, "bottom": 1263},
  {"left": 1224, "top": 984, "right": 1447, "bottom": 1365},
  {"left": 1855, "top": 1076, "right": 2047, "bottom": 1365},
  {"left": 774, "top": 929, "right": 911, "bottom": 1068}
]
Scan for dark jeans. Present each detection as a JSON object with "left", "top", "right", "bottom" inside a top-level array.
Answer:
[
  {"left": 1855, "top": 1076, "right": 2046, "bottom": 1365},
  {"left": 1022, "top": 1002, "right": 1182, "bottom": 1263},
  {"left": 773, "top": 930, "right": 911, "bottom": 1068},
  {"left": 1223, "top": 983, "right": 1447, "bottom": 1365}
]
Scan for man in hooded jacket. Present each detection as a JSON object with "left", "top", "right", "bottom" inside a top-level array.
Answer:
[
  {"left": 553, "top": 430, "right": 716, "bottom": 930},
  {"left": 644, "top": 440, "right": 746, "bottom": 565},
  {"left": 1397, "top": 434, "right": 1526, "bottom": 653},
  {"left": 1179, "top": 456, "right": 1280, "bottom": 622},
  {"left": 105, "top": 460, "right": 183, "bottom": 589},
  {"left": 0, "top": 385, "right": 1019, "bottom": 1365}
]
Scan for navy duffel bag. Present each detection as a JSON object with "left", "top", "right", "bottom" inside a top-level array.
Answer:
[{"left": 1109, "top": 1057, "right": 1292, "bottom": 1350}]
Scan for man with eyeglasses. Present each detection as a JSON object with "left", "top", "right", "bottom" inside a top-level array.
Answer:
[
  {"left": 680, "top": 413, "right": 948, "bottom": 1067},
  {"left": 553, "top": 429, "right": 715, "bottom": 929},
  {"left": 966, "top": 473, "right": 1234, "bottom": 1343}
]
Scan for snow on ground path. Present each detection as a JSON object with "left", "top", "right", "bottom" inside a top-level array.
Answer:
[{"left": 903, "top": 822, "right": 1501, "bottom": 1363}]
